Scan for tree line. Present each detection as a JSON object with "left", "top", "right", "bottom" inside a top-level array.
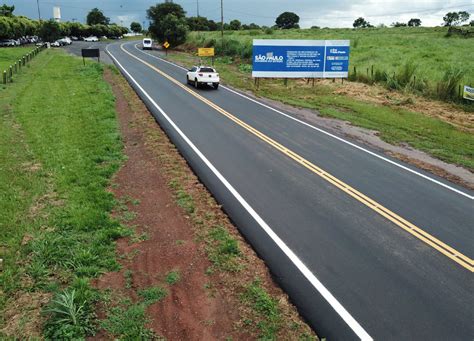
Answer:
[
  {"left": 0, "top": 5, "right": 129, "bottom": 41},
  {"left": 353, "top": 11, "right": 472, "bottom": 28}
]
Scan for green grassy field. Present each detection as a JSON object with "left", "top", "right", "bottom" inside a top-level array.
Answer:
[
  {"left": 166, "top": 51, "right": 474, "bottom": 171},
  {"left": 0, "top": 47, "right": 35, "bottom": 72},
  {"left": 0, "top": 49, "right": 128, "bottom": 338},
  {"left": 185, "top": 27, "right": 474, "bottom": 99}
]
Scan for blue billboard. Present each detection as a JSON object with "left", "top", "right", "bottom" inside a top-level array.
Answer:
[{"left": 252, "top": 40, "right": 350, "bottom": 78}]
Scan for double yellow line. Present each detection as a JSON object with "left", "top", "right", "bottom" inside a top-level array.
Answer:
[{"left": 118, "top": 43, "right": 473, "bottom": 272}]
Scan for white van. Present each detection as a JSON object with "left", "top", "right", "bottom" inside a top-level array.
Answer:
[{"left": 142, "top": 38, "right": 153, "bottom": 50}]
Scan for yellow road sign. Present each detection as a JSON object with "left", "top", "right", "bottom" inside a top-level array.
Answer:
[
  {"left": 163, "top": 41, "right": 170, "bottom": 49},
  {"left": 198, "top": 47, "right": 215, "bottom": 57}
]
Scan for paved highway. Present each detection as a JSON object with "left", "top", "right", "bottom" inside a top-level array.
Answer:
[{"left": 104, "top": 41, "right": 473, "bottom": 340}]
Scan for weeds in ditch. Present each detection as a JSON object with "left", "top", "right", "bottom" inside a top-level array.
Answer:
[{"left": 138, "top": 286, "right": 168, "bottom": 305}]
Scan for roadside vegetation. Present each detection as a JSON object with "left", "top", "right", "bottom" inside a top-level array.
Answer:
[
  {"left": 0, "top": 49, "right": 127, "bottom": 338},
  {"left": 182, "top": 27, "right": 473, "bottom": 102},
  {"left": 165, "top": 47, "right": 473, "bottom": 172},
  {"left": 0, "top": 46, "right": 32, "bottom": 71}
]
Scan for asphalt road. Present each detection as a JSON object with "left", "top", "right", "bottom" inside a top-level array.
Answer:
[{"left": 92, "top": 41, "right": 473, "bottom": 340}]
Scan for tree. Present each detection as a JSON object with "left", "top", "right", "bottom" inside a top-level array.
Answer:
[
  {"left": 0, "top": 4, "right": 14, "bottom": 17},
  {"left": 470, "top": 20, "right": 474, "bottom": 26},
  {"left": 147, "top": 2, "right": 185, "bottom": 21},
  {"left": 207, "top": 19, "right": 218, "bottom": 31},
  {"left": 275, "top": 12, "right": 299, "bottom": 29},
  {"left": 443, "top": 11, "right": 470, "bottom": 26},
  {"left": 458, "top": 11, "right": 470, "bottom": 24},
  {"left": 187, "top": 16, "right": 212, "bottom": 31},
  {"left": 443, "top": 12, "right": 459, "bottom": 26},
  {"left": 147, "top": 3, "right": 188, "bottom": 46},
  {"left": 39, "top": 19, "right": 61, "bottom": 42},
  {"left": 87, "top": 8, "right": 109, "bottom": 26},
  {"left": 130, "top": 21, "right": 142, "bottom": 33},
  {"left": 229, "top": 19, "right": 241, "bottom": 30},
  {"left": 408, "top": 18, "right": 421, "bottom": 27},
  {"left": 353, "top": 17, "right": 372, "bottom": 28},
  {"left": 0, "top": 16, "right": 12, "bottom": 38}
]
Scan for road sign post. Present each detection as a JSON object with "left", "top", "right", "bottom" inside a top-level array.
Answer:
[
  {"left": 198, "top": 47, "right": 215, "bottom": 65},
  {"left": 81, "top": 49, "right": 100, "bottom": 66},
  {"left": 163, "top": 41, "right": 170, "bottom": 56}
]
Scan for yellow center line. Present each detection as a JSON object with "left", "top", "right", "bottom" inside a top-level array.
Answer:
[{"left": 118, "top": 43, "right": 474, "bottom": 272}]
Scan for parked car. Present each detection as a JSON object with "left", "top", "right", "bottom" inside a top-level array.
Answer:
[
  {"left": 186, "top": 66, "right": 220, "bottom": 89},
  {"left": 84, "top": 36, "right": 99, "bottom": 42},
  {"left": 0, "top": 39, "right": 16, "bottom": 47},
  {"left": 51, "top": 41, "right": 61, "bottom": 47},
  {"left": 58, "top": 37, "right": 72, "bottom": 45},
  {"left": 71, "top": 36, "right": 79, "bottom": 41}
]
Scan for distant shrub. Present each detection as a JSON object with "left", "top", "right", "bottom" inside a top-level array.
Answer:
[
  {"left": 223, "top": 39, "right": 241, "bottom": 56},
  {"left": 385, "top": 72, "right": 401, "bottom": 90},
  {"left": 238, "top": 64, "right": 253, "bottom": 73},
  {"left": 373, "top": 69, "right": 387, "bottom": 82},
  {"left": 437, "top": 67, "right": 465, "bottom": 100},
  {"left": 240, "top": 43, "right": 253, "bottom": 59},
  {"left": 216, "top": 56, "right": 233, "bottom": 64},
  {"left": 396, "top": 61, "right": 417, "bottom": 88},
  {"left": 264, "top": 27, "right": 274, "bottom": 35},
  {"left": 204, "top": 38, "right": 216, "bottom": 47}
]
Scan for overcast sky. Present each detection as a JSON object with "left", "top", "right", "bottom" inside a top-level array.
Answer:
[{"left": 7, "top": 0, "right": 474, "bottom": 28}]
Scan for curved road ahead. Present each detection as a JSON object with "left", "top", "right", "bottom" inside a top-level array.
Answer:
[{"left": 103, "top": 41, "right": 473, "bottom": 340}]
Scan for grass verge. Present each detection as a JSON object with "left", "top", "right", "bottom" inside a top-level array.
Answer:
[
  {"left": 164, "top": 51, "right": 473, "bottom": 171},
  {"left": 0, "top": 49, "right": 128, "bottom": 338},
  {"left": 0, "top": 46, "right": 34, "bottom": 71}
]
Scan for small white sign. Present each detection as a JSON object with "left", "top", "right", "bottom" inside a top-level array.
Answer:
[{"left": 463, "top": 85, "right": 474, "bottom": 101}]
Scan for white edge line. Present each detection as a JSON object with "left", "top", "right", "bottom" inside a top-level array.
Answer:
[
  {"left": 107, "top": 43, "right": 373, "bottom": 341},
  {"left": 132, "top": 43, "right": 474, "bottom": 201}
]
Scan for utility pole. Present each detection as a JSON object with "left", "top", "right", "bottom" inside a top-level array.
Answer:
[
  {"left": 220, "top": 0, "right": 224, "bottom": 54},
  {"left": 36, "top": 0, "right": 41, "bottom": 20},
  {"left": 197, "top": 0, "right": 199, "bottom": 17}
]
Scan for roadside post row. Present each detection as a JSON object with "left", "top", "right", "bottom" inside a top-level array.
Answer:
[{"left": 2, "top": 45, "right": 45, "bottom": 85}]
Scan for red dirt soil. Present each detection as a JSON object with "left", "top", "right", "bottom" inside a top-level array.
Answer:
[{"left": 93, "top": 70, "right": 242, "bottom": 340}]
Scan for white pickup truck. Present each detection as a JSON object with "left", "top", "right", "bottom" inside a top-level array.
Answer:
[{"left": 186, "top": 66, "right": 220, "bottom": 89}]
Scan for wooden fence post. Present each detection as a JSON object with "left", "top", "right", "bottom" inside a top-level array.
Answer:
[{"left": 3, "top": 71, "right": 6, "bottom": 85}]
